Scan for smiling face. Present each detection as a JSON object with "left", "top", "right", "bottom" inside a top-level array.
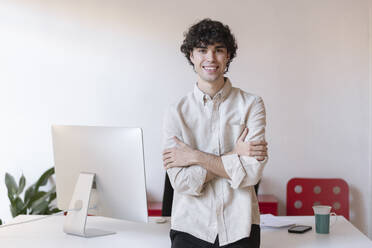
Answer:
[{"left": 190, "top": 43, "right": 230, "bottom": 85}]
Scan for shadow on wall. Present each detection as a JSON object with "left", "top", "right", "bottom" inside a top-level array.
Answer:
[
  {"left": 259, "top": 177, "right": 286, "bottom": 215},
  {"left": 349, "top": 185, "right": 364, "bottom": 229}
]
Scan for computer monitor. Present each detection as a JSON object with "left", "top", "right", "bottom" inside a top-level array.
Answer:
[{"left": 51, "top": 125, "right": 148, "bottom": 237}]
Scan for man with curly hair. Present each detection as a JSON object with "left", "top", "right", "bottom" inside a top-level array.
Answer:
[{"left": 162, "top": 18, "right": 268, "bottom": 248}]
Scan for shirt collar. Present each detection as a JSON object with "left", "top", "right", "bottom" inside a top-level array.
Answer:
[{"left": 193, "top": 77, "right": 232, "bottom": 105}]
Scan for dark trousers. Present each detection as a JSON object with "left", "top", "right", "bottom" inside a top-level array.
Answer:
[{"left": 170, "top": 224, "right": 260, "bottom": 248}]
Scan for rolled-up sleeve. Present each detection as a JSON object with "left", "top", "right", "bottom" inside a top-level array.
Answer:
[
  {"left": 163, "top": 106, "right": 207, "bottom": 196},
  {"left": 221, "top": 96, "right": 268, "bottom": 189}
]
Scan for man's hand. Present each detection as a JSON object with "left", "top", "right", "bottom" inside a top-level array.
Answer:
[
  {"left": 232, "top": 128, "right": 268, "bottom": 161},
  {"left": 163, "top": 137, "right": 197, "bottom": 169}
]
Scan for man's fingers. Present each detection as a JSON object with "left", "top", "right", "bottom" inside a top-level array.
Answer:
[
  {"left": 165, "top": 161, "right": 178, "bottom": 169},
  {"left": 255, "top": 156, "right": 266, "bottom": 161},
  {"left": 162, "top": 153, "right": 173, "bottom": 161},
  {"left": 250, "top": 140, "right": 267, "bottom": 146},
  {"left": 249, "top": 151, "right": 267, "bottom": 156},
  {"left": 163, "top": 158, "right": 175, "bottom": 167},
  {"left": 162, "top": 148, "right": 173, "bottom": 155},
  {"left": 250, "top": 145, "right": 268, "bottom": 151},
  {"left": 173, "top": 136, "right": 185, "bottom": 146},
  {"left": 164, "top": 162, "right": 174, "bottom": 169},
  {"left": 238, "top": 128, "right": 248, "bottom": 142},
  {"left": 163, "top": 157, "right": 174, "bottom": 166}
]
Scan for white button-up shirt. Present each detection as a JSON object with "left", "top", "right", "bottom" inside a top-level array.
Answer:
[{"left": 163, "top": 78, "right": 267, "bottom": 246}]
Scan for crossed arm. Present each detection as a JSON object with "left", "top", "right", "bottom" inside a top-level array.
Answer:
[{"left": 162, "top": 128, "right": 268, "bottom": 182}]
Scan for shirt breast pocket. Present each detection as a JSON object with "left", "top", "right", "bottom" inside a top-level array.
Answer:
[{"left": 223, "top": 123, "right": 245, "bottom": 152}]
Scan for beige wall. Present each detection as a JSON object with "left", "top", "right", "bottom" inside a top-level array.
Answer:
[{"left": 0, "top": 0, "right": 370, "bottom": 237}]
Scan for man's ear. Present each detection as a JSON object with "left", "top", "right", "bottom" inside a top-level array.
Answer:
[{"left": 189, "top": 51, "right": 194, "bottom": 64}]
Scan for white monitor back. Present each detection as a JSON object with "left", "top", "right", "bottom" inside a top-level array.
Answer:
[{"left": 52, "top": 125, "right": 148, "bottom": 223}]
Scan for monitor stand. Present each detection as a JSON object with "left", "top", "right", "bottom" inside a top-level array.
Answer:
[{"left": 63, "top": 172, "right": 116, "bottom": 237}]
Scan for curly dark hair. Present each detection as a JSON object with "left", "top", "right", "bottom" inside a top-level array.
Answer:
[{"left": 180, "top": 18, "right": 238, "bottom": 73}]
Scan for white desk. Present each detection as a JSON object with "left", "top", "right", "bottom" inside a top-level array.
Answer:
[
  {"left": 0, "top": 215, "right": 171, "bottom": 248},
  {"left": 0, "top": 215, "right": 371, "bottom": 247},
  {"left": 261, "top": 216, "right": 372, "bottom": 248}
]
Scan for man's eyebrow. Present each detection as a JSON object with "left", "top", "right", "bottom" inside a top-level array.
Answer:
[
  {"left": 215, "top": 45, "right": 227, "bottom": 49},
  {"left": 195, "top": 45, "right": 227, "bottom": 49}
]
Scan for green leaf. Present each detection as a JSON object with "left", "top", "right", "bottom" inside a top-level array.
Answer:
[
  {"left": 35, "top": 167, "right": 54, "bottom": 191},
  {"left": 48, "top": 208, "right": 62, "bottom": 214},
  {"left": 30, "top": 200, "right": 49, "bottom": 215},
  {"left": 15, "top": 197, "right": 25, "bottom": 210},
  {"left": 0, "top": 219, "right": 2, "bottom": 225},
  {"left": 48, "top": 192, "right": 57, "bottom": 203},
  {"left": 28, "top": 191, "right": 47, "bottom": 208},
  {"left": 5, "top": 173, "right": 18, "bottom": 196},
  {"left": 8, "top": 191, "right": 15, "bottom": 204},
  {"left": 15, "top": 197, "right": 25, "bottom": 214},
  {"left": 17, "top": 174, "right": 26, "bottom": 195},
  {"left": 45, "top": 206, "right": 61, "bottom": 215},
  {"left": 10, "top": 204, "right": 18, "bottom": 217},
  {"left": 30, "top": 188, "right": 55, "bottom": 212},
  {"left": 10, "top": 197, "right": 25, "bottom": 217},
  {"left": 24, "top": 185, "right": 36, "bottom": 205}
]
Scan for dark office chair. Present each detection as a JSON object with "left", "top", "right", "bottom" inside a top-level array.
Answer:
[
  {"left": 162, "top": 174, "right": 174, "bottom": 216},
  {"left": 161, "top": 174, "right": 260, "bottom": 216}
]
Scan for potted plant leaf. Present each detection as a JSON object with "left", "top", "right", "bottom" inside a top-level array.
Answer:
[{"left": 5, "top": 167, "right": 61, "bottom": 218}]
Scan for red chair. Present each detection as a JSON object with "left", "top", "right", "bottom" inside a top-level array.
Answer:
[{"left": 286, "top": 178, "right": 349, "bottom": 219}]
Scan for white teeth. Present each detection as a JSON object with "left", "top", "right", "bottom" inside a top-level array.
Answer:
[{"left": 204, "top": 67, "right": 217, "bottom": 70}]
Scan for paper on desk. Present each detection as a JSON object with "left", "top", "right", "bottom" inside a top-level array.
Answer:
[{"left": 260, "top": 214, "right": 296, "bottom": 228}]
